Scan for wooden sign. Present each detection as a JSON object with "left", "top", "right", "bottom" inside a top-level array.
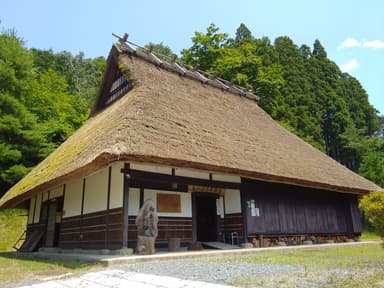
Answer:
[
  {"left": 157, "top": 193, "right": 181, "bottom": 213},
  {"left": 188, "top": 185, "right": 224, "bottom": 196}
]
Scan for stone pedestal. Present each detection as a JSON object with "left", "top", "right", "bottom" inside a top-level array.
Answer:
[
  {"left": 168, "top": 238, "right": 181, "bottom": 252},
  {"left": 136, "top": 235, "right": 156, "bottom": 255}
]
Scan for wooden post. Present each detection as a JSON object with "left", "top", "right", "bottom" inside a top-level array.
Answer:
[
  {"left": 105, "top": 166, "right": 112, "bottom": 249},
  {"left": 240, "top": 186, "right": 248, "bottom": 243},
  {"left": 122, "top": 163, "right": 130, "bottom": 248},
  {"left": 80, "top": 179, "right": 86, "bottom": 248},
  {"left": 191, "top": 193, "right": 197, "bottom": 241}
]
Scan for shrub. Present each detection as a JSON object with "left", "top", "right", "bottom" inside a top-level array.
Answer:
[{"left": 359, "top": 192, "right": 384, "bottom": 246}]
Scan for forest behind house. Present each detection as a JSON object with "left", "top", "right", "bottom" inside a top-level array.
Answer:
[{"left": 1, "top": 24, "right": 383, "bottom": 198}]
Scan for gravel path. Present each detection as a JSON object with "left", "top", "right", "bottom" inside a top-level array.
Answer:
[{"left": 117, "top": 258, "right": 300, "bottom": 286}]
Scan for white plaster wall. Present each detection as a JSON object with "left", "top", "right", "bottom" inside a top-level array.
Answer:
[
  {"left": 49, "top": 185, "right": 64, "bottom": 199},
  {"left": 217, "top": 196, "right": 224, "bottom": 218},
  {"left": 212, "top": 173, "right": 241, "bottom": 183},
  {"left": 128, "top": 188, "right": 140, "bottom": 216},
  {"left": 63, "top": 178, "right": 83, "bottom": 218},
  {"left": 131, "top": 162, "right": 172, "bottom": 175},
  {"left": 33, "top": 193, "right": 42, "bottom": 223},
  {"left": 143, "top": 189, "right": 192, "bottom": 217},
  {"left": 83, "top": 168, "right": 108, "bottom": 214},
  {"left": 42, "top": 191, "right": 49, "bottom": 202},
  {"left": 110, "top": 162, "right": 124, "bottom": 209},
  {"left": 28, "top": 197, "right": 35, "bottom": 224},
  {"left": 224, "top": 189, "right": 241, "bottom": 214},
  {"left": 174, "top": 168, "right": 209, "bottom": 180}
]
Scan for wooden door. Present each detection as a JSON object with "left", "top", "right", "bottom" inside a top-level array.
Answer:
[{"left": 45, "top": 200, "right": 57, "bottom": 247}]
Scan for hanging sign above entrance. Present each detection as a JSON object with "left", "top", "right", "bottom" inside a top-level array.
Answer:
[{"left": 188, "top": 185, "right": 224, "bottom": 196}]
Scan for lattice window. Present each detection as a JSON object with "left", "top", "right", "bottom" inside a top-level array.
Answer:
[{"left": 105, "top": 73, "right": 133, "bottom": 106}]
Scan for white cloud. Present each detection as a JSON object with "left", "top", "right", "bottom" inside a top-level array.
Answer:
[
  {"left": 338, "top": 38, "right": 361, "bottom": 50},
  {"left": 339, "top": 59, "right": 359, "bottom": 72},
  {"left": 362, "top": 40, "right": 384, "bottom": 49},
  {"left": 338, "top": 38, "right": 384, "bottom": 50}
]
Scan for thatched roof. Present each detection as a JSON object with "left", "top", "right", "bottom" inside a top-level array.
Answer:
[{"left": 0, "top": 43, "right": 381, "bottom": 208}]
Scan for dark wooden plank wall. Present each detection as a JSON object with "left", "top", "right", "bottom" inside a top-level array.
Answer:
[
  {"left": 157, "top": 217, "right": 193, "bottom": 244},
  {"left": 219, "top": 213, "right": 244, "bottom": 243},
  {"left": 128, "top": 216, "right": 192, "bottom": 247},
  {"left": 60, "top": 208, "right": 192, "bottom": 249},
  {"left": 60, "top": 208, "right": 123, "bottom": 249},
  {"left": 242, "top": 178, "right": 361, "bottom": 236}
]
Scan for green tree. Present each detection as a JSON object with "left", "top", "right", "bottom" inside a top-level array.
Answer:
[
  {"left": 140, "top": 42, "right": 174, "bottom": 62},
  {"left": 181, "top": 23, "right": 228, "bottom": 71},
  {"left": 0, "top": 29, "right": 33, "bottom": 98},
  {"left": 211, "top": 43, "right": 261, "bottom": 88},
  {"left": 359, "top": 192, "right": 384, "bottom": 241},
  {"left": 0, "top": 93, "right": 46, "bottom": 192},
  {"left": 0, "top": 29, "right": 105, "bottom": 197},
  {"left": 233, "top": 23, "right": 254, "bottom": 46}
]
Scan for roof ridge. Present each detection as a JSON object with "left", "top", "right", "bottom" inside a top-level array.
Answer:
[{"left": 112, "top": 33, "right": 260, "bottom": 102}]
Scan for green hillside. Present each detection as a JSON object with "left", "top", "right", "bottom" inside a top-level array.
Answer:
[{"left": 0, "top": 208, "right": 27, "bottom": 251}]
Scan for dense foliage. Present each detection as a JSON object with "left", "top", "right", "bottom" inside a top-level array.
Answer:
[
  {"left": 0, "top": 29, "right": 105, "bottom": 196},
  {"left": 360, "top": 192, "right": 384, "bottom": 240},
  {"left": 0, "top": 24, "right": 383, "bottom": 198},
  {"left": 180, "top": 23, "right": 382, "bottom": 184}
]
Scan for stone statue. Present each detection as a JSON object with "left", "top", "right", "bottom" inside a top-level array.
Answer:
[{"left": 135, "top": 199, "right": 158, "bottom": 254}]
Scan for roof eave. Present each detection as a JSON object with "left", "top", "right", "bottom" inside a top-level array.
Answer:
[{"left": 1, "top": 153, "right": 377, "bottom": 209}]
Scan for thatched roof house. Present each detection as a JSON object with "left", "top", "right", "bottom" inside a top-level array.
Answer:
[
  {"left": 0, "top": 41, "right": 381, "bottom": 209},
  {"left": 1, "top": 36, "right": 382, "bottom": 252}
]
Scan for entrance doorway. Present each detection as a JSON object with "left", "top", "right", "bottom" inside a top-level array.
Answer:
[
  {"left": 193, "top": 193, "right": 218, "bottom": 241},
  {"left": 42, "top": 197, "right": 63, "bottom": 247}
]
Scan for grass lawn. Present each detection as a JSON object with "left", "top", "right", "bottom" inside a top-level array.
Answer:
[
  {"left": 0, "top": 253, "right": 98, "bottom": 286},
  {"left": 0, "top": 208, "right": 27, "bottom": 251},
  {"left": 0, "top": 208, "right": 383, "bottom": 287},
  {"left": 0, "top": 208, "right": 99, "bottom": 287},
  {"left": 216, "top": 243, "right": 384, "bottom": 287}
]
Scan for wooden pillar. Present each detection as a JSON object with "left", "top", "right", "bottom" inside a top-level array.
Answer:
[
  {"left": 192, "top": 193, "right": 197, "bottom": 241},
  {"left": 240, "top": 185, "right": 248, "bottom": 243},
  {"left": 105, "top": 166, "right": 112, "bottom": 248},
  {"left": 80, "top": 178, "right": 86, "bottom": 248},
  {"left": 122, "top": 163, "right": 130, "bottom": 248},
  {"left": 139, "top": 187, "right": 144, "bottom": 208}
]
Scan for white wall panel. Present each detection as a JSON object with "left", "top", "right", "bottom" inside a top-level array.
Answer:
[
  {"left": 28, "top": 197, "right": 35, "bottom": 224},
  {"left": 83, "top": 168, "right": 108, "bottom": 214},
  {"left": 42, "top": 191, "right": 49, "bottom": 202},
  {"left": 49, "top": 185, "right": 64, "bottom": 199},
  {"left": 224, "top": 189, "right": 241, "bottom": 214},
  {"left": 110, "top": 162, "right": 124, "bottom": 209},
  {"left": 33, "top": 193, "right": 42, "bottom": 223},
  {"left": 63, "top": 178, "right": 83, "bottom": 218},
  {"left": 217, "top": 196, "right": 224, "bottom": 218},
  {"left": 131, "top": 162, "right": 172, "bottom": 175},
  {"left": 174, "top": 168, "right": 209, "bottom": 180},
  {"left": 128, "top": 188, "right": 140, "bottom": 215},
  {"left": 212, "top": 173, "right": 241, "bottom": 183}
]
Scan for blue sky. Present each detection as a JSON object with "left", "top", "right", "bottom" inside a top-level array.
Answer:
[{"left": 2, "top": 0, "right": 383, "bottom": 114}]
